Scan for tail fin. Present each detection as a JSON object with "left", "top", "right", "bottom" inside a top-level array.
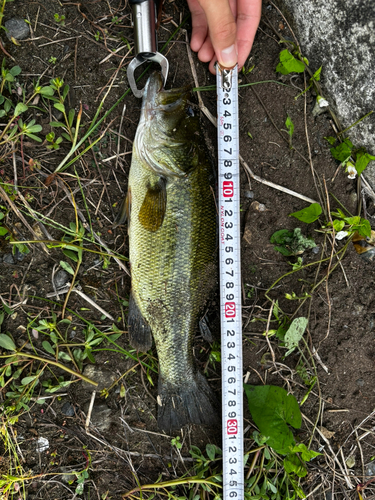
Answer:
[{"left": 157, "top": 371, "right": 219, "bottom": 433}]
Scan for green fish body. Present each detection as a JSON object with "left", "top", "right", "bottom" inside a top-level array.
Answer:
[{"left": 122, "top": 72, "right": 218, "bottom": 432}]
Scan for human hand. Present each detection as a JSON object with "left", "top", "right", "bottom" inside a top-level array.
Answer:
[{"left": 186, "top": 0, "right": 262, "bottom": 74}]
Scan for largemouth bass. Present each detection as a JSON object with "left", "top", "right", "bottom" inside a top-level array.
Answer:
[{"left": 118, "top": 72, "right": 218, "bottom": 432}]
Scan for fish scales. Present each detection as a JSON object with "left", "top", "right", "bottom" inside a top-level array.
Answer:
[{"left": 121, "top": 72, "right": 218, "bottom": 432}]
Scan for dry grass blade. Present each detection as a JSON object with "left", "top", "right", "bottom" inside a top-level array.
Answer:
[{"left": 0, "top": 184, "right": 50, "bottom": 254}]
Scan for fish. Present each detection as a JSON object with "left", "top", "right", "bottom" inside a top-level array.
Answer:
[{"left": 117, "top": 72, "right": 218, "bottom": 432}]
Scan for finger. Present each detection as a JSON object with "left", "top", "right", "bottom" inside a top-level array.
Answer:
[
  {"left": 197, "top": 0, "right": 237, "bottom": 68},
  {"left": 186, "top": 0, "right": 209, "bottom": 52},
  {"left": 236, "top": 0, "right": 262, "bottom": 69},
  {"left": 198, "top": 37, "right": 215, "bottom": 63}
]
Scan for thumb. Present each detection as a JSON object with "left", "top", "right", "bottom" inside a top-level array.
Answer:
[{"left": 198, "top": 0, "right": 237, "bottom": 68}]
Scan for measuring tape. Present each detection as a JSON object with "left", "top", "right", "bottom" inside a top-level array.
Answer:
[{"left": 217, "top": 64, "right": 244, "bottom": 500}]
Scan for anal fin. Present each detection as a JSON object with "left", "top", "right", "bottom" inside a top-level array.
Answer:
[{"left": 128, "top": 293, "right": 153, "bottom": 352}]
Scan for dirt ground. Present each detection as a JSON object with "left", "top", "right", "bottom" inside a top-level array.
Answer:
[{"left": 0, "top": 1, "right": 374, "bottom": 499}]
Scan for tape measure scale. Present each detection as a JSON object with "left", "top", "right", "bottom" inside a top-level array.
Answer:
[{"left": 216, "top": 65, "right": 244, "bottom": 500}]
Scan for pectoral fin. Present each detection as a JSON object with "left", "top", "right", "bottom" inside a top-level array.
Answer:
[
  {"left": 138, "top": 178, "right": 166, "bottom": 232},
  {"left": 128, "top": 293, "right": 153, "bottom": 352},
  {"left": 113, "top": 188, "right": 131, "bottom": 227}
]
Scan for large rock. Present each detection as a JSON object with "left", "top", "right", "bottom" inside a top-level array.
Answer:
[{"left": 277, "top": 0, "right": 375, "bottom": 180}]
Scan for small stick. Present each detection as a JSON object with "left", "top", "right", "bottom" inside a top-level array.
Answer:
[
  {"left": 12, "top": 151, "right": 18, "bottom": 192},
  {"left": 85, "top": 390, "right": 96, "bottom": 431},
  {"left": 240, "top": 155, "right": 318, "bottom": 204},
  {"left": 46, "top": 282, "right": 115, "bottom": 322}
]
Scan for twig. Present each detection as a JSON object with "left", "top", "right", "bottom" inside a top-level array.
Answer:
[
  {"left": 46, "top": 281, "right": 115, "bottom": 321},
  {"left": 240, "top": 155, "right": 318, "bottom": 204},
  {"left": 185, "top": 30, "right": 216, "bottom": 125},
  {"left": 85, "top": 390, "right": 96, "bottom": 432}
]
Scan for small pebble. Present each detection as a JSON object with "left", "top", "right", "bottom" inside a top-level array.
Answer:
[
  {"left": 4, "top": 18, "right": 30, "bottom": 41},
  {"left": 312, "top": 246, "right": 320, "bottom": 254},
  {"left": 61, "top": 401, "right": 76, "bottom": 417},
  {"left": 356, "top": 378, "right": 365, "bottom": 387},
  {"left": 54, "top": 269, "right": 69, "bottom": 288},
  {"left": 14, "top": 248, "right": 25, "bottom": 262},
  {"left": 244, "top": 190, "right": 254, "bottom": 199},
  {"left": 365, "top": 461, "right": 375, "bottom": 478},
  {"left": 3, "top": 253, "right": 15, "bottom": 264},
  {"left": 36, "top": 436, "right": 49, "bottom": 453}
]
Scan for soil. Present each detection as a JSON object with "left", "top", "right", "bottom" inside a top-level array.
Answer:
[{"left": 0, "top": 1, "right": 374, "bottom": 499}]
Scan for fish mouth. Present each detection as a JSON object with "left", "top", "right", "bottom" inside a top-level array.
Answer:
[{"left": 142, "top": 72, "right": 191, "bottom": 120}]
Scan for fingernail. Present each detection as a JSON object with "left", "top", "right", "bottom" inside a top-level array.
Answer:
[{"left": 219, "top": 44, "right": 237, "bottom": 68}]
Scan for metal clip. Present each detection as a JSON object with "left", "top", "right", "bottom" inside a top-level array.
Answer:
[
  {"left": 127, "top": 0, "right": 169, "bottom": 98},
  {"left": 218, "top": 65, "right": 233, "bottom": 92},
  {"left": 127, "top": 53, "right": 168, "bottom": 98}
]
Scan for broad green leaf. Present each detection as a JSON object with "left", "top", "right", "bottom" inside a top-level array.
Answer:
[
  {"left": 357, "top": 218, "right": 371, "bottom": 238},
  {"left": 60, "top": 260, "right": 75, "bottom": 275},
  {"left": 355, "top": 150, "right": 375, "bottom": 176},
  {"left": 9, "top": 65, "right": 21, "bottom": 77},
  {"left": 14, "top": 102, "right": 28, "bottom": 116},
  {"left": 283, "top": 453, "right": 307, "bottom": 477},
  {"left": 50, "top": 121, "right": 66, "bottom": 128},
  {"left": 62, "top": 248, "right": 78, "bottom": 262},
  {"left": 0, "top": 226, "right": 8, "bottom": 236},
  {"left": 332, "top": 219, "right": 345, "bottom": 232},
  {"left": 289, "top": 203, "right": 322, "bottom": 224},
  {"left": 206, "top": 443, "right": 220, "bottom": 460},
  {"left": 54, "top": 102, "right": 65, "bottom": 113},
  {"left": 244, "top": 384, "right": 302, "bottom": 454},
  {"left": 42, "top": 340, "right": 55, "bottom": 355},
  {"left": 276, "top": 49, "right": 305, "bottom": 75},
  {"left": 284, "top": 317, "right": 308, "bottom": 355},
  {"left": 5, "top": 73, "right": 14, "bottom": 82},
  {"left": 345, "top": 216, "right": 360, "bottom": 226},
  {"left": 39, "top": 86, "right": 54, "bottom": 96},
  {"left": 27, "top": 124, "right": 42, "bottom": 133},
  {"left": 0, "top": 334, "right": 16, "bottom": 351},
  {"left": 330, "top": 138, "right": 353, "bottom": 162},
  {"left": 21, "top": 375, "right": 38, "bottom": 385},
  {"left": 291, "top": 443, "right": 321, "bottom": 461},
  {"left": 25, "top": 133, "right": 42, "bottom": 142},
  {"left": 0, "top": 110, "right": 6, "bottom": 118},
  {"left": 4, "top": 99, "right": 11, "bottom": 113},
  {"left": 58, "top": 351, "right": 72, "bottom": 362},
  {"left": 63, "top": 84, "right": 70, "bottom": 100},
  {"left": 108, "top": 333, "right": 122, "bottom": 342},
  {"left": 68, "top": 108, "right": 75, "bottom": 127}
]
